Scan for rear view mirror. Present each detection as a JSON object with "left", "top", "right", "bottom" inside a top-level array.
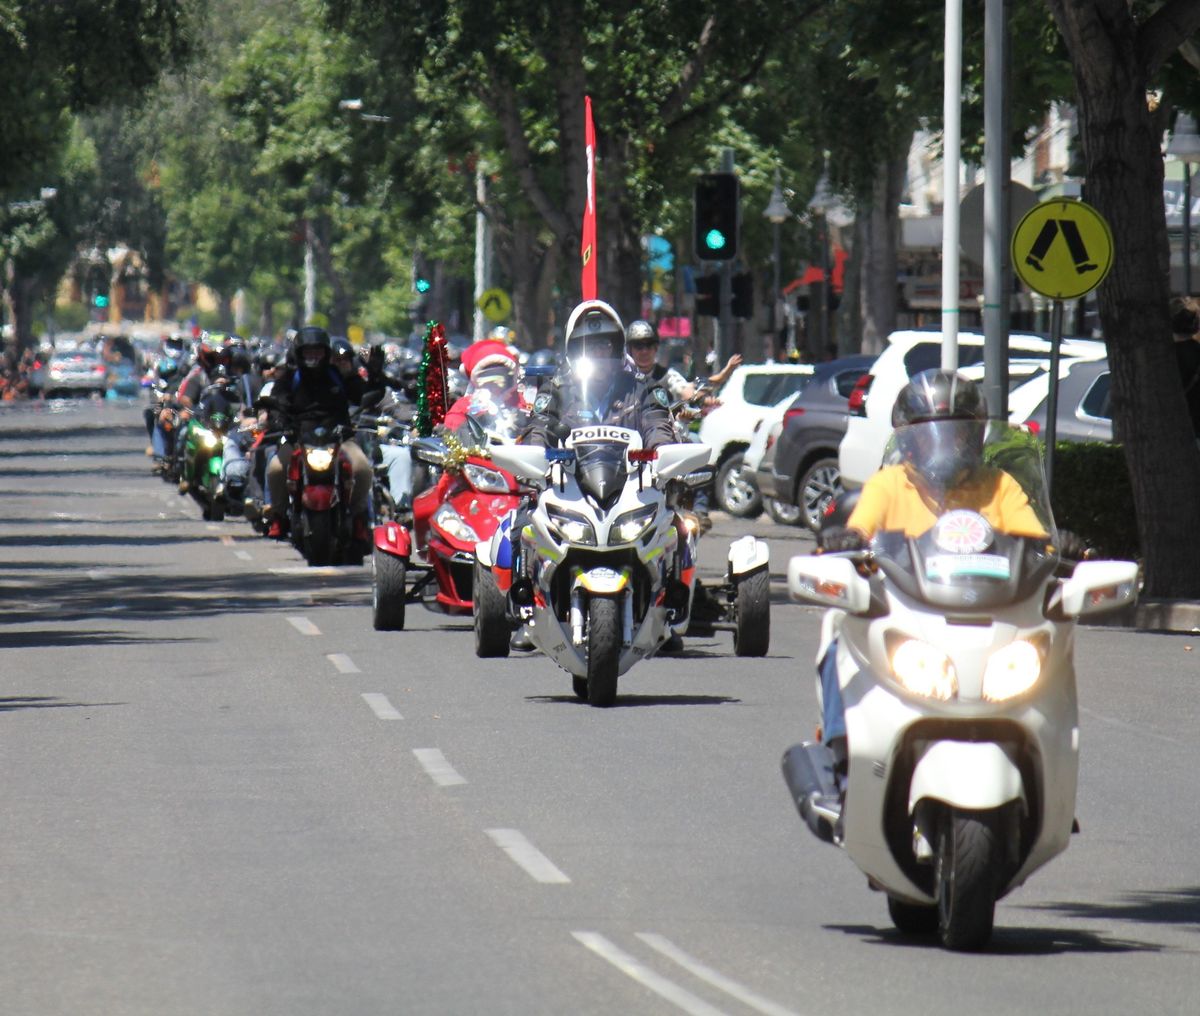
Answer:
[
  {"left": 788, "top": 555, "right": 873, "bottom": 614},
  {"left": 491, "top": 444, "right": 549, "bottom": 482},
  {"left": 411, "top": 436, "right": 449, "bottom": 467},
  {"left": 1052, "top": 559, "right": 1139, "bottom": 618}
]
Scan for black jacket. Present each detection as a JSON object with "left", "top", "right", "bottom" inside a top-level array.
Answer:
[
  {"left": 272, "top": 364, "right": 384, "bottom": 430},
  {"left": 521, "top": 368, "right": 676, "bottom": 449}
]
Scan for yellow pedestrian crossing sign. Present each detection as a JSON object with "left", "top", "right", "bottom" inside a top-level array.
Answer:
[
  {"left": 1012, "top": 199, "right": 1113, "bottom": 300},
  {"left": 477, "top": 287, "right": 512, "bottom": 323}
]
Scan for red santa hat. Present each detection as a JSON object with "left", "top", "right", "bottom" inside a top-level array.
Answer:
[{"left": 461, "top": 339, "right": 517, "bottom": 380}]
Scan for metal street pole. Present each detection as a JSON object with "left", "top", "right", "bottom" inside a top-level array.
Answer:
[
  {"left": 1044, "top": 300, "right": 1064, "bottom": 499},
  {"left": 473, "top": 164, "right": 489, "bottom": 341},
  {"left": 717, "top": 148, "right": 735, "bottom": 365},
  {"left": 1185, "top": 163, "right": 1192, "bottom": 296},
  {"left": 982, "top": 0, "right": 1010, "bottom": 419},
  {"left": 817, "top": 213, "right": 830, "bottom": 358},
  {"left": 303, "top": 219, "right": 316, "bottom": 324},
  {"left": 764, "top": 170, "right": 789, "bottom": 361},
  {"left": 941, "top": 0, "right": 963, "bottom": 371}
]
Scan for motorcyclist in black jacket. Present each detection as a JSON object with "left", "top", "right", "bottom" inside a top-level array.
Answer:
[{"left": 264, "top": 326, "right": 384, "bottom": 540}]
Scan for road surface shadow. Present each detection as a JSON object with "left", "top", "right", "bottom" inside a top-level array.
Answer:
[
  {"left": 527, "top": 693, "right": 741, "bottom": 707},
  {"left": 0, "top": 629, "right": 200, "bottom": 649},
  {"left": 824, "top": 922, "right": 1163, "bottom": 955},
  {"left": 1027, "top": 887, "right": 1200, "bottom": 930},
  {"left": 0, "top": 696, "right": 125, "bottom": 713},
  {"left": 0, "top": 533, "right": 215, "bottom": 547}
]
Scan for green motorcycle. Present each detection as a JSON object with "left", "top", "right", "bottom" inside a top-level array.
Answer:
[{"left": 182, "top": 383, "right": 236, "bottom": 521}]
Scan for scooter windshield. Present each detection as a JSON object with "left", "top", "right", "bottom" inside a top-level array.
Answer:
[
  {"left": 870, "top": 422, "right": 1059, "bottom": 610},
  {"left": 454, "top": 390, "right": 527, "bottom": 447}
]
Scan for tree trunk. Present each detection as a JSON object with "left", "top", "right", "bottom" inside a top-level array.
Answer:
[
  {"left": 217, "top": 293, "right": 235, "bottom": 331},
  {"left": 599, "top": 141, "right": 643, "bottom": 323},
  {"left": 3, "top": 270, "right": 38, "bottom": 358},
  {"left": 1046, "top": 0, "right": 1200, "bottom": 596},
  {"left": 859, "top": 145, "right": 907, "bottom": 356}
]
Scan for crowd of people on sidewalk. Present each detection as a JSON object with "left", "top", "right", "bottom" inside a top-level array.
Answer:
[{"left": 0, "top": 349, "right": 36, "bottom": 401}]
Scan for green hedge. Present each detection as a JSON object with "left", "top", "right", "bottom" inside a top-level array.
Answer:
[{"left": 1050, "top": 441, "right": 1140, "bottom": 559}]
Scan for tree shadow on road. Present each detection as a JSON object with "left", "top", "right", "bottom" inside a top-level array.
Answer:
[
  {"left": 0, "top": 695, "right": 125, "bottom": 712},
  {"left": 824, "top": 922, "right": 1164, "bottom": 955},
  {"left": 1025, "top": 887, "right": 1200, "bottom": 931},
  {"left": 0, "top": 629, "right": 200, "bottom": 649},
  {"left": 527, "top": 693, "right": 741, "bottom": 707}
]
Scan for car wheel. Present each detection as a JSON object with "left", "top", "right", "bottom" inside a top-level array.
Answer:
[
  {"left": 715, "top": 452, "right": 763, "bottom": 518},
  {"left": 766, "top": 497, "right": 804, "bottom": 526},
  {"left": 797, "top": 457, "right": 843, "bottom": 532}
]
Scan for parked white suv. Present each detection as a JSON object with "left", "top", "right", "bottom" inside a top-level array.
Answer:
[
  {"left": 698, "top": 363, "right": 815, "bottom": 517},
  {"left": 838, "top": 330, "right": 1106, "bottom": 488}
]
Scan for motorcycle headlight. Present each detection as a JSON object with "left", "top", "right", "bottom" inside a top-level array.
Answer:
[
  {"left": 890, "top": 638, "right": 958, "bottom": 701},
  {"left": 197, "top": 428, "right": 219, "bottom": 450},
  {"left": 608, "top": 504, "right": 658, "bottom": 545},
  {"left": 432, "top": 503, "right": 479, "bottom": 544},
  {"left": 306, "top": 447, "right": 335, "bottom": 471},
  {"left": 546, "top": 506, "right": 597, "bottom": 546},
  {"left": 982, "top": 639, "right": 1043, "bottom": 702},
  {"left": 463, "top": 462, "right": 510, "bottom": 494}
]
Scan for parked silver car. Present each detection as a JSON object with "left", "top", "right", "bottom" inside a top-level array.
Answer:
[{"left": 30, "top": 349, "right": 108, "bottom": 397}]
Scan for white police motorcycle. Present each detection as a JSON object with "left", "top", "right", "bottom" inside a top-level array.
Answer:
[
  {"left": 782, "top": 423, "right": 1138, "bottom": 949},
  {"left": 474, "top": 422, "right": 771, "bottom": 706}
]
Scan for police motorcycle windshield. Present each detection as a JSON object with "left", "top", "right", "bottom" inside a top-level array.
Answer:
[
  {"left": 870, "top": 422, "right": 1059, "bottom": 610},
  {"left": 563, "top": 423, "right": 635, "bottom": 512}
]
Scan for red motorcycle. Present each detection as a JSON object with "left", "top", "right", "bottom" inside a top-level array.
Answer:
[
  {"left": 371, "top": 407, "right": 525, "bottom": 630},
  {"left": 285, "top": 420, "right": 362, "bottom": 567}
]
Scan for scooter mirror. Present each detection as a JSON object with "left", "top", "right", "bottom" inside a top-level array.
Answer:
[
  {"left": 412, "top": 436, "right": 449, "bottom": 466},
  {"left": 655, "top": 442, "right": 712, "bottom": 483},
  {"left": 1055, "top": 559, "right": 1139, "bottom": 618},
  {"left": 491, "top": 444, "right": 549, "bottom": 483},
  {"left": 788, "top": 554, "right": 873, "bottom": 614}
]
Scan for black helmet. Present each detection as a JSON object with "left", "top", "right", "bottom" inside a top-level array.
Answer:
[
  {"left": 563, "top": 300, "right": 625, "bottom": 366},
  {"left": 197, "top": 333, "right": 230, "bottom": 372},
  {"left": 626, "top": 319, "right": 658, "bottom": 345},
  {"left": 331, "top": 336, "right": 354, "bottom": 359},
  {"left": 892, "top": 370, "right": 988, "bottom": 492},
  {"left": 294, "top": 326, "right": 331, "bottom": 371}
]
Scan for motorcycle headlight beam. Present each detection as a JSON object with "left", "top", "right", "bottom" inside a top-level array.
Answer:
[
  {"left": 432, "top": 503, "right": 479, "bottom": 544},
  {"left": 982, "top": 639, "right": 1043, "bottom": 702},
  {"left": 463, "top": 462, "right": 510, "bottom": 494},
  {"left": 889, "top": 638, "right": 958, "bottom": 701},
  {"left": 197, "top": 428, "right": 219, "bottom": 450},
  {"left": 546, "top": 506, "right": 597, "bottom": 547},
  {"left": 305, "top": 448, "right": 335, "bottom": 471},
  {"left": 608, "top": 504, "right": 658, "bottom": 545}
]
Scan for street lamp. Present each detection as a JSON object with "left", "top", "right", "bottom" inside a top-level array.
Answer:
[
  {"left": 1166, "top": 113, "right": 1200, "bottom": 296},
  {"left": 808, "top": 162, "right": 836, "bottom": 359},
  {"left": 763, "top": 169, "right": 790, "bottom": 360}
]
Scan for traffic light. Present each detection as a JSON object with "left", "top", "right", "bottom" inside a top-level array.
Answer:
[
  {"left": 93, "top": 293, "right": 109, "bottom": 309},
  {"left": 694, "top": 173, "right": 739, "bottom": 261},
  {"left": 695, "top": 273, "right": 720, "bottom": 317},
  {"left": 414, "top": 276, "right": 432, "bottom": 294},
  {"left": 731, "top": 272, "right": 753, "bottom": 319}
]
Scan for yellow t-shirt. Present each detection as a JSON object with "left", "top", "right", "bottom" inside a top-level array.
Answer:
[{"left": 847, "top": 464, "right": 1048, "bottom": 540}]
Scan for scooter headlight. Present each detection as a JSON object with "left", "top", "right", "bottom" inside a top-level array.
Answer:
[
  {"left": 890, "top": 638, "right": 958, "bottom": 701},
  {"left": 982, "top": 639, "right": 1043, "bottom": 701},
  {"left": 463, "top": 462, "right": 510, "bottom": 494},
  {"left": 608, "top": 504, "right": 658, "bottom": 545},
  {"left": 432, "top": 503, "right": 479, "bottom": 544},
  {"left": 546, "top": 506, "right": 597, "bottom": 546},
  {"left": 306, "top": 447, "right": 334, "bottom": 471}
]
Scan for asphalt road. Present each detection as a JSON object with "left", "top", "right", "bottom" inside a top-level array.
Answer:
[{"left": 2, "top": 397, "right": 1199, "bottom": 1016}]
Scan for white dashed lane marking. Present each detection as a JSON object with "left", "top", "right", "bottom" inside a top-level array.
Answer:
[
  {"left": 571, "top": 933, "right": 725, "bottom": 1016},
  {"left": 361, "top": 693, "right": 403, "bottom": 720},
  {"left": 234, "top": 550, "right": 252, "bottom": 561},
  {"left": 414, "top": 749, "right": 468, "bottom": 787},
  {"left": 286, "top": 616, "right": 321, "bottom": 636},
  {"left": 485, "top": 829, "right": 570, "bottom": 884},
  {"left": 327, "top": 653, "right": 360, "bottom": 674}
]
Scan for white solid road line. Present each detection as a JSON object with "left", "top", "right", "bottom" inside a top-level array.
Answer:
[
  {"left": 414, "top": 748, "right": 468, "bottom": 787},
  {"left": 636, "top": 933, "right": 801, "bottom": 1016},
  {"left": 286, "top": 616, "right": 321, "bottom": 636},
  {"left": 485, "top": 829, "right": 570, "bottom": 884},
  {"left": 86, "top": 570, "right": 105, "bottom": 581},
  {"left": 361, "top": 693, "right": 403, "bottom": 720},
  {"left": 572, "top": 933, "right": 727, "bottom": 1016},
  {"left": 327, "top": 653, "right": 360, "bottom": 674}
]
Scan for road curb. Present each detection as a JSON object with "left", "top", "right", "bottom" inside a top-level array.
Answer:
[{"left": 1084, "top": 598, "right": 1200, "bottom": 635}]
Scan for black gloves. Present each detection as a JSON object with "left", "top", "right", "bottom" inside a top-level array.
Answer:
[
  {"left": 1055, "top": 528, "right": 1092, "bottom": 561},
  {"left": 820, "top": 526, "right": 867, "bottom": 553}
]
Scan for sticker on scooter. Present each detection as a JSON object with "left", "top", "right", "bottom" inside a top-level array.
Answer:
[
  {"left": 933, "top": 510, "right": 994, "bottom": 554},
  {"left": 925, "top": 553, "right": 1011, "bottom": 581}
]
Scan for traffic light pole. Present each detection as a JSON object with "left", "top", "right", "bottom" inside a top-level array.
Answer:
[{"left": 717, "top": 148, "right": 736, "bottom": 365}]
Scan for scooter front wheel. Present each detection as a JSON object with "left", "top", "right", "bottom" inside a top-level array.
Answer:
[
  {"left": 936, "top": 808, "right": 1000, "bottom": 951},
  {"left": 733, "top": 567, "right": 770, "bottom": 657}
]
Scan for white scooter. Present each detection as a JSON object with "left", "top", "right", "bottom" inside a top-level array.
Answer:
[
  {"left": 782, "top": 425, "right": 1138, "bottom": 950},
  {"left": 475, "top": 423, "right": 771, "bottom": 706}
]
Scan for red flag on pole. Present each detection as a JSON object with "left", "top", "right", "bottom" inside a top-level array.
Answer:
[{"left": 580, "top": 95, "right": 598, "bottom": 301}]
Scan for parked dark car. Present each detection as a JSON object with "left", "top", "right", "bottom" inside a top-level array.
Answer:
[{"left": 755, "top": 354, "right": 876, "bottom": 530}]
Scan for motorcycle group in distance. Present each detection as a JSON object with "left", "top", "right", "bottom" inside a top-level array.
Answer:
[
  {"left": 145, "top": 304, "right": 771, "bottom": 710},
  {"left": 144, "top": 322, "right": 1140, "bottom": 950}
]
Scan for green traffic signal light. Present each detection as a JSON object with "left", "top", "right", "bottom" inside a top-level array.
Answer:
[
  {"left": 693, "top": 173, "right": 739, "bottom": 261},
  {"left": 415, "top": 277, "right": 431, "bottom": 294},
  {"left": 704, "top": 229, "right": 727, "bottom": 252},
  {"left": 94, "top": 294, "right": 109, "bottom": 308}
]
